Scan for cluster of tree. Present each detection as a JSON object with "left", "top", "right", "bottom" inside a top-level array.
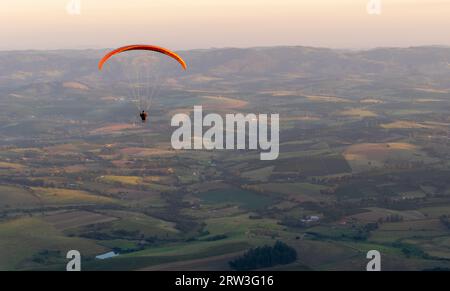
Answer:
[
  {"left": 309, "top": 222, "right": 378, "bottom": 241},
  {"left": 111, "top": 245, "right": 144, "bottom": 254},
  {"left": 345, "top": 224, "right": 377, "bottom": 241},
  {"left": 392, "top": 242, "right": 427, "bottom": 259},
  {"left": 374, "top": 197, "right": 424, "bottom": 210},
  {"left": 350, "top": 223, "right": 379, "bottom": 241},
  {"left": 229, "top": 241, "right": 297, "bottom": 271},
  {"left": 185, "top": 230, "right": 227, "bottom": 242},
  {"left": 201, "top": 234, "right": 228, "bottom": 242},
  {"left": 364, "top": 222, "right": 379, "bottom": 232},
  {"left": 31, "top": 249, "right": 61, "bottom": 265}
]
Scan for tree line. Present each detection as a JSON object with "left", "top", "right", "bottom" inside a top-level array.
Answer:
[{"left": 229, "top": 241, "right": 297, "bottom": 271}]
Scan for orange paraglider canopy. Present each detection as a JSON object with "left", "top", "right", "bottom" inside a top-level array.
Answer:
[{"left": 98, "top": 45, "right": 187, "bottom": 71}]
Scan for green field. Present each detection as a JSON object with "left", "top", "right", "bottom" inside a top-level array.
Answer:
[
  {"left": 0, "top": 217, "right": 105, "bottom": 270},
  {"left": 196, "top": 188, "right": 275, "bottom": 210}
]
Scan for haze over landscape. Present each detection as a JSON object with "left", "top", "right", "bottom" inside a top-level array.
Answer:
[
  {"left": 1, "top": 46, "right": 450, "bottom": 270},
  {"left": 1, "top": 0, "right": 450, "bottom": 50}
]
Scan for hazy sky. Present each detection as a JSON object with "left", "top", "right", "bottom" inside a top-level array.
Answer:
[{"left": 1, "top": 0, "right": 450, "bottom": 50}]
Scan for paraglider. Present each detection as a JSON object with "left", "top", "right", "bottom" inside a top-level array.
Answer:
[
  {"left": 98, "top": 45, "right": 187, "bottom": 71},
  {"left": 98, "top": 44, "right": 187, "bottom": 122},
  {"left": 140, "top": 110, "right": 148, "bottom": 122}
]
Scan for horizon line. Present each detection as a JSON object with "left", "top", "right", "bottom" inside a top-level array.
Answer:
[{"left": 0, "top": 44, "right": 449, "bottom": 53}]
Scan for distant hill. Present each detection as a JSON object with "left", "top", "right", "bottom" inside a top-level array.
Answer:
[{"left": 1, "top": 46, "right": 449, "bottom": 91}]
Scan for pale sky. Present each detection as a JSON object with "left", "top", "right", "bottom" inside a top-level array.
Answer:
[{"left": 1, "top": 0, "right": 450, "bottom": 50}]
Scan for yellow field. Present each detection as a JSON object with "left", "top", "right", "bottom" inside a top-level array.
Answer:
[
  {"left": 99, "top": 175, "right": 176, "bottom": 193},
  {"left": 360, "top": 98, "right": 384, "bottom": 104},
  {"left": 31, "top": 187, "right": 116, "bottom": 205},
  {"left": 142, "top": 175, "right": 176, "bottom": 185},
  {"left": 266, "top": 90, "right": 298, "bottom": 97},
  {"left": 119, "top": 147, "right": 175, "bottom": 157},
  {"left": 381, "top": 121, "right": 432, "bottom": 129},
  {"left": 344, "top": 142, "right": 425, "bottom": 172},
  {"left": 345, "top": 143, "right": 417, "bottom": 159},
  {"left": 338, "top": 108, "right": 377, "bottom": 118},
  {"left": 415, "top": 98, "right": 444, "bottom": 103},
  {"left": 190, "top": 75, "right": 223, "bottom": 83},
  {"left": 0, "top": 161, "right": 25, "bottom": 170},
  {"left": 306, "top": 95, "right": 352, "bottom": 103},
  {"left": 7, "top": 147, "right": 42, "bottom": 154},
  {"left": 202, "top": 95, "right": 248, "bottom": 109},
  {"left": 414, "top": 87, "right": 448, "bottom": 94},
  {"left": 63, "top": 81, "right": 89, "bottom": 90},
  {"left": 100, "top": 175, "right": 143, "bottom": 185},
  {"left": 142, "top": 176, "right": 163, "bottom": 183}
]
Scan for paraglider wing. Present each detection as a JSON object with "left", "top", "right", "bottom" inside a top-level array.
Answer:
[{"left": 98, "top": 45, "right": 187, "bottom": 71}]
